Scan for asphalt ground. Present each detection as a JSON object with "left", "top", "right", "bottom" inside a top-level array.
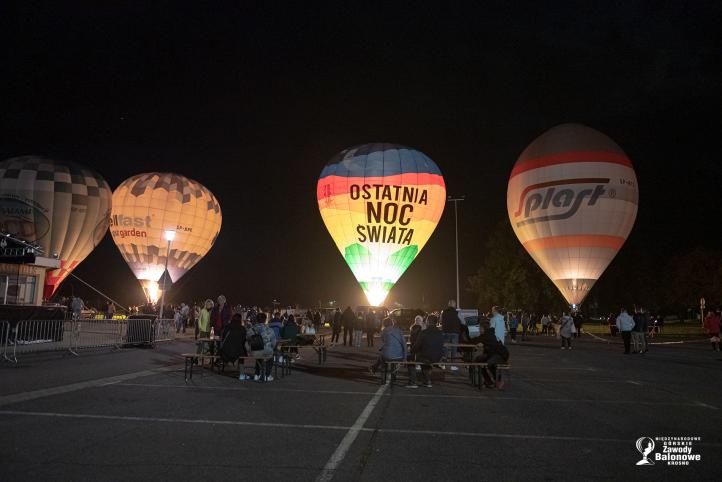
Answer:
[{"left": 1, "top": 332, "right": 721, "bottom": 481}]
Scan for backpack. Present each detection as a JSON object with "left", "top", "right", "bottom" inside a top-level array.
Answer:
[{"left": 249, "top": 328, "right": 264, "bottom": 351}]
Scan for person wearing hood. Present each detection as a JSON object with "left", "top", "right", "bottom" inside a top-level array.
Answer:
[
  {"left": 341, "top": 306, "right": 355, "bottom": 346},
  {"left": 475, "top": 321, "right": 510, "bottom": 389},
  {"left": 220, "top": 313, "right": 247, "bottom": 370},
  {"left": 268, "top": 312, "right": 283, "bottom": 339}
]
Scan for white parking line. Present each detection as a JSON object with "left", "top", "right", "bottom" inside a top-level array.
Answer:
[
  {"left": 0, "top": 366, "right": 177, "bottom": 407},
  {"left": 315, "top": 383, "right": 388, "bottom": 482},
  {"left": 112, "top": 383, "right": 716, "bottom": 408},
  {"left": 2, "top": 409, "right": 720, "bottom": 447}
]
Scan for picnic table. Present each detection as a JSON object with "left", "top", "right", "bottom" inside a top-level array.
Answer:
[{"left": 196, "top": 336, "right": 220, "bottom": 355}]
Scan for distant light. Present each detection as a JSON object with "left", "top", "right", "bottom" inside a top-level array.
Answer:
[{"left": 164, "top": 230, "right": 176, "bottom": 241}]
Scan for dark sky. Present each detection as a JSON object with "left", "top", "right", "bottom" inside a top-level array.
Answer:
[{"left": 2, "top": 1, "right": 721, "bottom": 309}]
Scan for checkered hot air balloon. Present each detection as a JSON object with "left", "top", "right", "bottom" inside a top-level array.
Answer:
[
  {"left": 110, "top": 173, "right": 222, "bottom": 303},
  {"left": 318, "top": 144, "right": 446, "bottom": 306},
  {"left": 507, "top": 124, "right": 639, "bottom": 306},
  {"left": 0, "top": 155, "right": 112, "bottom": 299}
]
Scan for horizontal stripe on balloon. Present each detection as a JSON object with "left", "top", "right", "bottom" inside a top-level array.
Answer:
[
  {"left": 522, "top": 235, "right": 626, "bottom": 252},
  {"left": 316, "top": 174, "right": 445, "bottom": 201},
  {"left": 510, "top": 151, "right": 632, "bottom": 179}
]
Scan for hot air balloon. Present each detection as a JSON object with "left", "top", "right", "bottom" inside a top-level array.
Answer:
[
  {"left": 110, "top": 173, "right": 222, "bottom": 303},
  {"left": 0, "top": 156, "right": 112, "bottom": 299},
  {"left": 506, "top": 124, "right": 639, "bottom": 306},
  {"left": 318, "top": 143, "right": 446, "bottom": 306}
]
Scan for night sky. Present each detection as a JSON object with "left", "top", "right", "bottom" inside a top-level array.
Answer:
[{"left": 2, "top": 1, "right": 721, "bottom": 309}]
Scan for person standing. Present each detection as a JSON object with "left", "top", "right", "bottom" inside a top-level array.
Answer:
[
  {"left": 341, "top": 306, "right": 355, "bottom": 346},
  {"left": 559, "top": 312, "right": 574, "bottom": 349},
  {"left": 313, "top": 310, "right": 322, "bottom": 332},
  {"left": 180, "top": 302, "right": 190, "bottom": 333},
  {"left": 197, "top": 299, "right": 213, "bottom": 352},
  {"left": 572, "top": 311, "right": 584, "bottom": 338},
  {"left": 616, "top": 308, "right": 635, "bottom": 354},
  {"left": 440, "top": 300, "right": 462, "bottom": 367},
  {"left": 71, "top": 296, "right": 84, "bottom": 320},
  {"left": 365, "top": 310, "right": 377, "bottom": 347},
  {"left": 211, "top": 295, "right": 231, "bottom": 335},
  {"left": 508, "top": 312, "right": 519, "bottom": 343},
  {"left": 520, "top": 312, "right": 529, "bottom": 341},
  {"left": 489, "top": 306, "right": 506, "bottom": 345},
  {"left": 331, "top": 308, "right": 342, "bottom": 344},
  {"left": 703, "top": 309, "right": 720, "bottom": 351},
  {"left": 632, "top": 307, "right": 649, "bottom": 354},
  {"left": 353, "top": 311, "right": 364, "bottom": 348},
  {"left": 106, "top": 301, "right": 116, "bottom": 319}
]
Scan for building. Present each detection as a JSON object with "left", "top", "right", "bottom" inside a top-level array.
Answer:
[{"left": 0, "top": 233, "right": 60, "bottom": 305}]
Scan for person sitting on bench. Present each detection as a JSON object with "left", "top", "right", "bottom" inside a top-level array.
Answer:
[
  {"left": 369, "top": 318, "right": 406, "bottom": 375},
  {"left": 475, "top": 321, "right": 510, "bottom": 389},
  {"left": 406, "top": 315, "right": 444, "bottom": 389},
  {"left": 219, "top": 313, "right": 247, "bottom": 373}
]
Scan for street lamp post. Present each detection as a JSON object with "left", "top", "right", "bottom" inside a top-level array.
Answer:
[
  {"left": 159, "top": 230, "right": 176, "bottom": 320},
  {"left": 448, "top": 195, "right": 465, "bottom": 307}
]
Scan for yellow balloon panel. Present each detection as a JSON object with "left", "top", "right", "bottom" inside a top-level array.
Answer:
[
  {"left": 318, "top": 144, "right": 446, "bottom": 306},
  {"left": 506, "top": 124, "right": 639, "bottom": 305},
  {"left": 110, "top": 173, "right": 222, "bottom": 300}
]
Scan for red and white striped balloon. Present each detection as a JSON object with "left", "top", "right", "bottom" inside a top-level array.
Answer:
[{"left": 506, "top": 124, "right": 639, "bottom": 306}]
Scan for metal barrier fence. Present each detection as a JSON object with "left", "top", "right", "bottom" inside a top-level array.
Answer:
[{"left": 1, "top": 317, "right": 174, "bottom": 363}]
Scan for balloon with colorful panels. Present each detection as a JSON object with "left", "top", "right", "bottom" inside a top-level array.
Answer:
[
  {"left": 0, "top": 155, "right": 112, "bottom": 299},
  {"left": 318, "top": 143, "right": 446, "bottom": 306},
  {"left": 506, "top": 123, "right": 639, "bottom": 306},
  {"left": 110, "top": 173, "right": 222, "bottom": 303}
]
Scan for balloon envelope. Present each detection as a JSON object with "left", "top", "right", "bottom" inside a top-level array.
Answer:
[
  {"left": 110, "top": 173, "right": 222, "bottom": 302},
  {"left": 506, "top": 124, "right": 638, "bottom": 305},
  {"left": 0, "top": 156, "right": 112, "bottom": 298},
  {"left": 318, "top": 143, "right": 446, "bottom": 306}
]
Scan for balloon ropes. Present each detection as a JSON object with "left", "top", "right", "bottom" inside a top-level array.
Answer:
[
  {"left": 318, "top": 143, "right": 446, "bottom": 306},
  {"left": 506, "top": 124, "right": 638, "bottom": 306},
  {"left": 0, "top": 156, "right": 112, "bottom": 299},
  {"left": 110, "top": 173, "right": 222, "bottom": 303}
]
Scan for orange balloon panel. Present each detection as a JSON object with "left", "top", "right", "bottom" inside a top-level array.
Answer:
[
  {"left": 0, "top": 156, "right": 112, "bottom": 299},
  {"left": 507, "top": 124, "right": 638, "bottom": 305},
  {"left": 110, "top": 173, "right": 221, "bottom": 302}
]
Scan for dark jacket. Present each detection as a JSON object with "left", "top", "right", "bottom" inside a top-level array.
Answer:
[
  {"left": 409, "top": 324, "right": 422, "bottom": 347},
  {"left": 341, "top": 307, "right": 355, "bottom": 328},
  {"left": 219, "top": 318, "right": 247, "bottom": 362},
  {"left": 281, "top": 320, "right": 299, "bottom": 341},
  {"left": 332, "top": 311, "right": 342, "bottom": 330},
  {"left": 633, "top": 312, "right": 648, "bottom": 333},
  {"left": 479, "top": 331, "right": 509, "bottom": 362},
  {"left": 210, "top": 302, "right": 231, "bottom": 332},
  {"left": 440, "top": 307, "right": 461, "bottom": 333},
  {"left": 412, "top": 326, "right": 445, "bottom": 363},
  {"left": 268, "top": 317, "right": 283, "bottom": 338}
]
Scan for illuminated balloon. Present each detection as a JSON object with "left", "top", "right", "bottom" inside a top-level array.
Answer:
[
  {"left": 0, "top": 155, "right": 112, "bottom": 298},
  {"left": 507, "top": 124, "right": 638, "bottom": 306},
  {"left": 110, "top": 173, "right": 222, "bottom": 302},
  {"left": 318, "top": 143, "right": 446, "bottom": 306}
]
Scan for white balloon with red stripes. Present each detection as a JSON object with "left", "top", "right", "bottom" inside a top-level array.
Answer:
[{"left": 507, "top": 123, "right": 639, "bottom": 306}]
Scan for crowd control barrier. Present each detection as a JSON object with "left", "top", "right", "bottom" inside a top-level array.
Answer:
[{"left": 1, "top": 317, "right": 173, "bottom": 363}]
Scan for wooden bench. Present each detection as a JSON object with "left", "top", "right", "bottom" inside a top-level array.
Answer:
[
  {"left": 382, "top": 360, "right": 511, "bottom": 390},
  {"left": 182, "top": 353, "right": 221, "bottom": 381},
  {"left": 279, "top": 342, "right": 328, "bottom": 365},
  {"left": 182, "top": 353, "right": 277, "bottom": 381}
]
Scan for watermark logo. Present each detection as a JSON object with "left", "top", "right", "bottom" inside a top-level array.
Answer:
[
  {"left": 635, "top": 437, "right": 655, "bottom": 465},
  {"left": 634, "top": 436, "right": 702, "bottom": 467}
]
